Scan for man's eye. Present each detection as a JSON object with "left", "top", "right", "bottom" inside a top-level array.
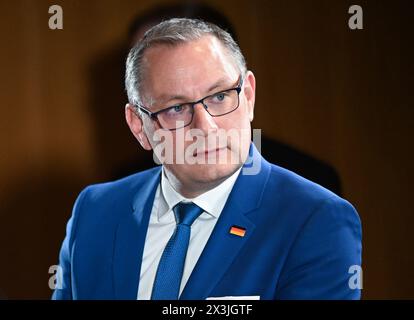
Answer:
[
  {"left": 168, "top": 105, "right": 183, "bottom": 113},
  {"left": 165, "top": 105, "right": 185, "bottom": 117},
  {"left": 213, "top": 93, "right": 226, "bottom": 102},
  {"left": 216, "top": 93, "right": 226, "bottom": 101}
]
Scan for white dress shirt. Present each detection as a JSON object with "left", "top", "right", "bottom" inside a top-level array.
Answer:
[{"left": 137, "top": 166, "right": 242, "bottom": 300}]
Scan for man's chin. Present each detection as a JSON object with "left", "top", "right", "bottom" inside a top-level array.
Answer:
[{"left": 183, "top": 163, "right": 241, "bottom": 183}]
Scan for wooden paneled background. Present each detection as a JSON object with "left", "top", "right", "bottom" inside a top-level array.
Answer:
[{"left": 0, "top": 0, "right": 412, "bottom": 298}]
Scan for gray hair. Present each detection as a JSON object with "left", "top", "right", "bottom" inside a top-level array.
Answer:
[{"left": 125, "top": 18, "right": 247, "bottom": 108}]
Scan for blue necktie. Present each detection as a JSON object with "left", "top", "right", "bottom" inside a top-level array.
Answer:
[{"left": 151, "top": 202, "right": 203, "bottom": 300}]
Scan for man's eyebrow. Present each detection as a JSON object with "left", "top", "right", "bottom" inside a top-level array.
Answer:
[
  {"left": 155, "top": 94, "right": 188, "bottom": 107},
  {"left": 156, "top": 77, "right": 233, "bottom": 107},
  {"left": 206, "top": 77, "right": 232, "bottom": 94}
]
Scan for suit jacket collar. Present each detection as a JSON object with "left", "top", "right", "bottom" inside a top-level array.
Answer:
[{"left": 113, "top": 167, "right": 161, "bottom": 299}]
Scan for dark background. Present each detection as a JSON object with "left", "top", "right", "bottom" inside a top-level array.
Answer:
[{"left": 0, "top": 0, "right": 413, "bottom": 299}]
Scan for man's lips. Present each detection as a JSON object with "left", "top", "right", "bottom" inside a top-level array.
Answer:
[{"left": 193, "top": 146, "right": 227, "bottom": 156}]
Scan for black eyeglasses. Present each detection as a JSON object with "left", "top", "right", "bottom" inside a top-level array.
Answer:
[{"left": 134, "top": 75, "right": 243, "bottom": 130}]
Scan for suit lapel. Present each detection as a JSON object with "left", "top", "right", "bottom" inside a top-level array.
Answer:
[
  {"left": 113, "top": 167, "right": 161, "bottom": 299},
  {"left": 180, "top": 144, "right": 271, "bottom": 300}
]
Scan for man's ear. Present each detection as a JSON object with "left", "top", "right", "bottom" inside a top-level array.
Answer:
[
  {"left": 243, "top": 71, "right": 256, "bottom": 122},
  {"left": 125, "top": 103, "right": 152, "bottom": 151}
]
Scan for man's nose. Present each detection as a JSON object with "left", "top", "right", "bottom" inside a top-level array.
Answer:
[{"left": 191, "top": 102, "right": 218, "bottom": 133}]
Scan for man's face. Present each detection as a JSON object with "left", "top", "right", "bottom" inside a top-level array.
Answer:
[{"left": 127, "top": 35, "right": 256, "bottom": 189}]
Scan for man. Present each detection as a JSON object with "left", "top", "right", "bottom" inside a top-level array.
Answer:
[{"left": 53, "top": 18, "right": 362, "bottom": 300}]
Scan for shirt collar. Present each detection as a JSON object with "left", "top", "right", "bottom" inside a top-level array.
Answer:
[{"left": 158, "top": 166, "right": 242, "bottom": 222}]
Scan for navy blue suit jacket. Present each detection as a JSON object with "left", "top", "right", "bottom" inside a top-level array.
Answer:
[{"left": 52, "top": 144, "right": 362, "bottom": 299}]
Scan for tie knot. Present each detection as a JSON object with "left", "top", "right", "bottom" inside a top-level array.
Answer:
[{"left": 173, "top": 202, "right": 203, "bottom": 226}]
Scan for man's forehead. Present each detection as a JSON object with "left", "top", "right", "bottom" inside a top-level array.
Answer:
[{"left": 141, "top": 35, "right": 239, "bottom": 106}]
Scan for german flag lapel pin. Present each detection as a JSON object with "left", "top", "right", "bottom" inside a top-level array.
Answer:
[{"left": 229, "top": 225, "right": 246, "bottom": 237}]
